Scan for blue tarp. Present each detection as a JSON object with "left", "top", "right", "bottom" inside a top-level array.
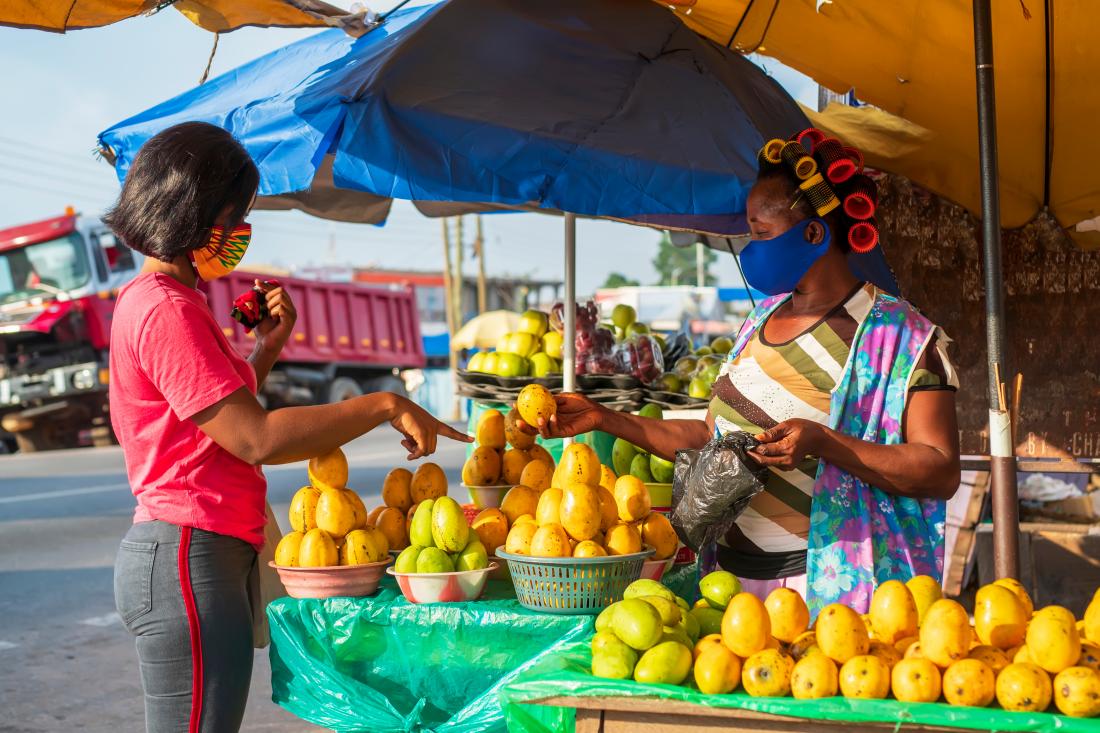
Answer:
[{"left": 98, "top": 0, "right": 807, "bottom": 235}]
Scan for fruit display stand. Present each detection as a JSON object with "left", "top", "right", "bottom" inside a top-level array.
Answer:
[
  {"left": 499, "top": 642, "right": 1099, "bottom": 733},
  {"left": 266, "top": 578, "right": 594, "bottom": 733}
]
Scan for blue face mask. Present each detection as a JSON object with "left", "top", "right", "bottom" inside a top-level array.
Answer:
[{"left": 739, "top": 218, "right": 831, "bottom": 295}]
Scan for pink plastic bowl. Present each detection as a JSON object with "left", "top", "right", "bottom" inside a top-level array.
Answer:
[
  {"left": 269, "top": 558, "right": 391, "bottom": 599},
  {"left": 640, "top": 556, "right": 675, "bottom": 582},
  {"left": 386, "top": 563, "right": 497, "bottom": 603}
]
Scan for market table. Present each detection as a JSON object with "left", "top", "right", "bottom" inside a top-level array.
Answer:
[{"left": 500, "top": 643, "right": 1097, "bottom": 733}]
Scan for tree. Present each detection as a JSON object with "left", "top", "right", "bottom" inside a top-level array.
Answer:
[
  {"left": 601, "top": 271, "right": 640, "bottom": 288},
  {"left": 652, "top": 232, "right": 717, "bottom": 286}
]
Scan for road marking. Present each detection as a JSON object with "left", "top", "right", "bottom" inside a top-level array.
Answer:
[
  {"left": 80, "top": 612, "right": 121, "bottom": 627},
  {"left": 0, "top": 641, "right": 18, "bottom": 651},
  {"left": 0, "top": 482, "right": 130, "bottom": 504}
]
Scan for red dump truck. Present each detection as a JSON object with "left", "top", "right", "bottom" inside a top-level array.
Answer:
[{"left": 0, "top": 210, "right": 425, "bottom": 453}]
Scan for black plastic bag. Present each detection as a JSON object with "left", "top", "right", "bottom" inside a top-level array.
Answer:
[{"left": 670, "top": 431, "right": 768, "bottom": 553}]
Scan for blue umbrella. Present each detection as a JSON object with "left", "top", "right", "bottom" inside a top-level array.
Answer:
[{"left": 98, "top": 0, "right": 809, "bottom": 235}]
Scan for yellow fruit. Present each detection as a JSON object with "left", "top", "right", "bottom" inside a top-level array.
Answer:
[
  {"left": 791, "top": 652, "right": 838, "bottom": 699},
  {"left": 410, "top": 462, "right": 448, "bottom": 502},
  {"left": 381, "top": 468, "right": 413, "bottom": 512},
  {"left": 894, "top": 635, "right": 919, "bottom": 655},
  {"left": 375, "top": 507, "right": 409, "bottom": 552},
  {"left": 613, "top": 475, "right": 651, "bottom": 522},
  {"left": 535, "top": 487, "right": 563, "bottom": 526},
  {"left": 839, "top": 655, "right": 891, "bottom": 699},
  {"left": 598, "top": 465, "right": 617, "bottom": 492},
  {"left": 693, "top": 634, "right": 727, "bottom": 661},
  {"left": 343, "top": 489, "right": 368, "bottom": 528},
  {"left": 315, "top": 488, "right": 359, "bottom": 537},
  {"left": 1084, "top": 593, "right": 1100, "bottom": 645},
  {"left": 1013, "top": 645, "right": 1032, "bottom": 664},
  {"left": 527, "top": 444, "right": 554, "bottom": 468},
  {"left": 519, "top": 459, "right": 552, "bottom": 491},
  {"left": 596, "top": 485, "right": 618, "bottom": 532},
  {"left": 289, "top": 486, "right": 321, "bottom": 532},
  {"left": 530, "top": 523, "right": 571, "bottom": 557},
  {"left": 763, "top": 588, "right": 810, "bottom": 645},
  {"left": 722, "top": 592, "right": 771, "bottom": 658},
  {"left": 969, "top": 645, "right": 1011, "bottom": 675},
  {"left": 741, "top": 649, "right": 794, "bottom": 697},
  {"left": 994, "top": 577, "right": 1035, "bottom": 618},
  {"left": 906, "top": 574, "right": 943, "bottom": 625},
  {"left": 891, "top": 658, "right": 942, "bottom": 703},
  {"left": 515, "top": 383, "right": 556, "bottom": 429},
  {"left": 639, "top": 512, "right": 678, "bottom": 561},
  {"left": 500, "top": 485, "right": 540, "bottom": 524},
  {"left": 504, "top": 408, "right": 536, "bottom": 450},
  {"left": 634, "top": 641, "right": 694, "bottom": 686},
  {"left": 816, "top": 603, "right": 870, "bottom": 665},
  {"left": 869, "top": 579, "right": 919, "bottom": 645},
  {"left": 274, "top": 531, "right": 304, "bottom": 567},
  {"left": 560, "top": 483, "right": 602, "bottom": 541},
  {"left": 603, "top": 522, "right": 642, "bottom": 556},
  {"left": 559, "top": 443, "right": 600, "bottom": 485},
  {"left": 430, "top": 496, "right": 469, "bottom": 552},
  {"left": 500, "top": 448, "right": 531, "bottom": 485},
  {"left": 476, "top": 409, "right": 506, "bottom": 450},
  {"left": 404, "top": 502, "right": 418, "bottom": 534},
  {"left": 513, "top": 513, "right": 537, "bottom": 527},
  {"left": 861, "top": 614, "right": 875, "bottom": 640},
  {"left": 505, "top": 522, "right": 538, "bottom": 555},
  {"left": 997, "top": 662, "right": 1053, "bottom": 712},
  {"left": 974, "top": 583, "right": 1028, "bottom": 650},
  {"left": 550, "top": 460, "right": 565, "bottom": 490},
  {"left": 340, "top": 527, "right": 388, "bottom": 565},
  {"left": 471, "top": 508, "right": 509, "bottom": 555},
  {"left": 920, "top": 599, "right": 971, "bottom": 668},
  {"left": 1027, "top": 606, "right": 1081, "bottom": 674},
  {"left": 366, "top": 505, "right": 386, "bottom": 528},
  {"left": 1079, "top": 642, "right": 1100, "bottom": 671},
  {"left": 904, "top": 641, "right": 924, "bottom": 660},
  {"left": 298, "top": 528, "right": 338, "bottom": 567},
  {"left": 308, "top": 447, "right": 348, "bottom": 491},
  {"left": 789, "top": 631, "right": 820, "bottom": 660},
  {"left": 1053, "top": 666, "right": 1100, "bottom": 717},
  {"left": 573, "top": 540, "right": 607, "bottom": 558},
  {"left": 694, "top": 645, "right": 742, "bottom": 694},
  {"left": 868, "top": 640, "right": 903, "bottom": 670},
  {"left": 942, "top": 659, "right": 996, "bottom": 707},
  {"left": 463, "top": 446, "right": 503, "bottom": 487}
]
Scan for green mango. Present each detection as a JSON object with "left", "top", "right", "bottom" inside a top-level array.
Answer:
[
  {"left": 611, "top": 438, "right": 639, "bottom": 477},
  {"left": 410, "top": 499, "right": 436, "bottom": 548},
  {"left": 638, "top": 596, "right": 682, "bottom": 627},
  {"left": 623, "top": 579, "right": 675, "bottom": 602},
  {"left": 677, "top": 609, "right": 701, "bottom": 643},
  {"left": 415, "top": 547, "right": 454, "bottom": 573},
  {"left": 659, "top": 625, "right": 693, "bottom": 649},
  {"left": 690, "top": 606, "right": 725, "bottom": 637},
  {"left": 431, "top": 496, "right": 469, "bottom": 552},
  {"left": 455, "top": 539, "right": 488, "bottom": 571},
  {"left": 611, "top": 598, "right": 663, "bottom": 651},
  {"left": 649, "top": 454, "right": 675, "bottom": 483},
  {"left": 633, "top": 641, "right": 693, "bottom": 685},
  {"left": 394, "top": 545, "right": 422, "bottom": 574},
  {"left": 637, "top": 403, "right": 663, "bottom": 420},
  {"left": 629, "top": 453, "right": 655, "bottom": 483},
  {"left": 592, "top": 642, "right": 638, "bottom": 680},
  {"left": 596, "top": 602, "right": 620, "bottom": 633}
]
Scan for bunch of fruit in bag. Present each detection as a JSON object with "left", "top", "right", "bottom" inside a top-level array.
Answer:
[
  {"left": 590, "top": 568, "right": 1100, "bottom": 719},
  {"left": 461, "top": 406, "right": 556, "bottom": 488},
  {"left": 465, "top": 309, "right": 564, "bottom": 378},
  {"left": 273, "top": 447, "right": 389, "bottom": 567}
]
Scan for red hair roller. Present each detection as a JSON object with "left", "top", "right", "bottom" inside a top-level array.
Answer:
[
  {"left": 848, "top": 219, "right": 879, "bottom": 253},
  {"left": 843, "top": 175, "right": 877, "bottom": 220},
  {"left": 811, "top": 138, "right": 854, "bottom": 184},
  {"left": 795, "top": 127, "right": 827, "bottom": 153}
]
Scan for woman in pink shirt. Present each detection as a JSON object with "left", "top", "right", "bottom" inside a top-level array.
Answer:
[{"left": 106, "top": 122, "right": 469, "bottom": 733}]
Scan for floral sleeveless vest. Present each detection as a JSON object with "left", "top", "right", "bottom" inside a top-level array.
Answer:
[{"left": 726, "top": 288, "right": 945, "bottom": 615}]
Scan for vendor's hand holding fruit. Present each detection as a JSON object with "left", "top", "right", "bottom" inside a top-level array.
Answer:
[{"left": 252, "top": 279, "right": 297, "bottom": 349}]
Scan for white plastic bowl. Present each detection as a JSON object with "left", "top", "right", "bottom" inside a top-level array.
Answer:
[
  {"left": 386, "top": 563, "right": 498, "bottom": 603},
  {"left": 464, "top": 484, "right": 512, "bottom": 509}
]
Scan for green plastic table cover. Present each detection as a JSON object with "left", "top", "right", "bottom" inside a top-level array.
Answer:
[
  {"left": 500, "top": 642, "right": 1097, "bottom": 733},
  {"left": 267, "top": 579, "right": 593, "bottom": 733}
]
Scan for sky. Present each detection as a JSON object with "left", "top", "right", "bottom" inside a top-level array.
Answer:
[{"left": 0, "top": 2, "right": 819, "bottom": 296}]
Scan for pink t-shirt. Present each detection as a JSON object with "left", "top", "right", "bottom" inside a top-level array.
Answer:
[{"left": 109, "top": 272, "right": 266, "bottom": 549}]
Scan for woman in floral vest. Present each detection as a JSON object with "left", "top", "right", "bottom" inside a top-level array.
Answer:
[{"left": 527, "top": 129, "right": 960, "bottom": 614}]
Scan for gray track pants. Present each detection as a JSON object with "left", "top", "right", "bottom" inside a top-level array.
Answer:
[{"left": 114, "top": 520, "right": 257, "bottom": 733}]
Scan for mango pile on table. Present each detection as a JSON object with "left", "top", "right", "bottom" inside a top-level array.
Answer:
[
  {"left": 590, "top": 571, "right": 1100, "bottom": 719},
  {"left": 498, "top": 440, "right": 679, "bottom": 560},
  {"left": 363, "top": 462, "right": 450, "bottom": 552},
  {"left": 462, "top": 406, "right": 557, "bottom": 488}
]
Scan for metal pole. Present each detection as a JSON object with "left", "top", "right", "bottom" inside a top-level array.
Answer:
[
  {"left": 973, "top": 0, "right": 1019, "bottom": 579},
  {"left": 696, "top": 242, "right": 705, "bottom": 287},
  {"left": 563, "top": 213, "right": 577, "bottom": 446},
  {"left": 476, "top": 215, "right": 488, "bottom": 314},
  {"left": 441, "top": 218, "right": 460, "bottom": 421}
]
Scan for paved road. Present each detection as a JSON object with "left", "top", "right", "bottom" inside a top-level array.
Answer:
[{"left": 0, "top": 429, "right": 469, "bottom": 733}]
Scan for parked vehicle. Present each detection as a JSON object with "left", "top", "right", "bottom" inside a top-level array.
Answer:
[{"left": 0, "top": 210, "right": 425, "bottom": 452}]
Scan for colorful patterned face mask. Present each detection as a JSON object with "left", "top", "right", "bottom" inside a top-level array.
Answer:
[{"left": 191, "top": 223, "right": 251, "bottom": 281}]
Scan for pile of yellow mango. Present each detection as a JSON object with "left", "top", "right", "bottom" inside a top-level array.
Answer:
[{"left": 592, "top": 570, "right": 1100, "bottom": 718}]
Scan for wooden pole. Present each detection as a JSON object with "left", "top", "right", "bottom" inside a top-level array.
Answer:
[
  {"left": 455, "top": 215, "right": 465, "bottom": 327},
  {"left": 476, "top": 215, "right": 488, "bottom": 314},
  {"left": 441, "top": 218, "right": 460, "bottom": 420}
]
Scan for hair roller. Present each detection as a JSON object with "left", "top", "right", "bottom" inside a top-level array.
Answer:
[
  {"left": 848, "top": 218, "right": 879, "bottom": 253},
  {"left": 781, "top": 141, "right": 818, "bottom": 180},
  {"left": 760, "top": 138, "right": 786, "bottom": 165},
  {"left": 799, "top": 173, "right": 840, "bottom": 216},
  {"left": 795, "top": 127, "right": 827, "bottom": 154},
  {"left": 813, "top": 138, "right": 856, "bottom": 184},
  {"left": 843, "top": 146, "right": 865, "bottom": 172},
  {"left": 842, "top": 175, "right": 877, "bottom": 220}
]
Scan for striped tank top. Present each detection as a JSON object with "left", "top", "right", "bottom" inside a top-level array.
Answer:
[{"left": 708, "top": 283, "right": 955, "bottom": 580}]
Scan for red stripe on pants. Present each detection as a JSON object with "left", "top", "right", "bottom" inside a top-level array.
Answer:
[{"left": 178, "top": 527, "right": 204, "bottom": 733}]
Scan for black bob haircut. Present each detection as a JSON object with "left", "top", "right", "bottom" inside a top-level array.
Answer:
[{"left": 104, "top": 122, "right": 260, "bottom": 263}]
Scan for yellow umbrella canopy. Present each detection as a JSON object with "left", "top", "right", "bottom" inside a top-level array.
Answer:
[
  {"left": 451, "top": 311, "right": 521, "bottom": 351},
  {"left": 659, "top": 0, "right": 1100, "bottom": 245},
  {"left": 2, "top": 0, "right": 367, "bottom": 34}
]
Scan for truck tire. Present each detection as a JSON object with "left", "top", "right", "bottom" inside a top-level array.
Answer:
[
  {"left": 13, "top": 426, "right": 69, "bottom": 453},
  {"left": 361, "top": 374, "right": 408, "bottom": 397},
  {"left": 327, "top": 377, "right": 364, "bottom": 404}
]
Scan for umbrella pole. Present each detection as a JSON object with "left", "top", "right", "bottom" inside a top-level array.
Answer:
[
  {"left": 973, "top": 0, "right": 1020, "bottom": 579},
  {"left": 563, "top": 213, "right": 577, "bottom": 446}
]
